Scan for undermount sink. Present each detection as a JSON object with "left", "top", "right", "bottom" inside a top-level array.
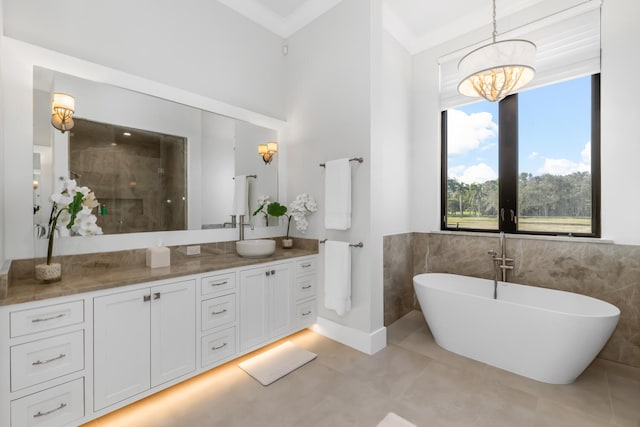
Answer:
[{"left": 235, "top": 239, "right": 276, "bottom": 258}]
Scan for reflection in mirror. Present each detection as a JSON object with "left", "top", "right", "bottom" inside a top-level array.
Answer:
[
  {"left": 70, "top": 119, "right": 187, "bottom": 234},
  {"left": 32, "top": 66, "right": 279, "bottom": 237}
]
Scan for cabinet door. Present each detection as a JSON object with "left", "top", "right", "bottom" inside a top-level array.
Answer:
[
  {"left": 269, "top": 263, "right": 293, "bottom": 339},
  {"left": 94, "top": 288, "right": 150, "bottom": 411},
  {"left": 150, "top": 280, "right": 196, "bottom": 388},
  {"left": 239, "top": 267, "right": 269, "bottom": 352}
]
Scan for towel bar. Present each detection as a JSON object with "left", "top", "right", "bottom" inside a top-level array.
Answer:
[
  {"left": 319, "top": 157, "right": 363, "bottom": 167},
  {"left": 319, "top": 239, "right": 363, "bottom": 248},
  {"left": 232, "top": 175, "right": 257, "bottom": 179}
]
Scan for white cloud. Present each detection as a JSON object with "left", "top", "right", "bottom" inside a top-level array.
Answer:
[
  {"left": 449, "top": 163, "right": 497, "bottom": 184},
  {"left": 447, "top": 109, "right": 498, "bottom": 156},
  {"left": 537, "top": 141, "right": 591, "bottom": 175},
  {"left": 528, "top": 151, "right": 539, "bottom": 160}
]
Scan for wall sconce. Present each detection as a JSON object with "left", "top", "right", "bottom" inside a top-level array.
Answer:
[
  {"left": 258, "top": 142, "right": 278, "bottom": 164},
  {"left": 51, "top": 93, "right": 75, "bottom": 133}
]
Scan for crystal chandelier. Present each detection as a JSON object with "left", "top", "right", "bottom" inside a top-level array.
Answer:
[{"left": 457, "top": 0, "right": 536, "bottom": 102}]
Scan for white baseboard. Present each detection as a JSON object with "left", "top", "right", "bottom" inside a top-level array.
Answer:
[{"left": 311, "top": 317, "right": 387, "bottom": 355}]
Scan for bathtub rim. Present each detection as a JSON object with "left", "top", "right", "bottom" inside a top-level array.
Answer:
[{"left": 413, "top": 272, "right": 621, "bottom": 319}]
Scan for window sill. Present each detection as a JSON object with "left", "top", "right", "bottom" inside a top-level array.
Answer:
[{"left": 430, "top": 230, "right": 614, "bottom": 245}]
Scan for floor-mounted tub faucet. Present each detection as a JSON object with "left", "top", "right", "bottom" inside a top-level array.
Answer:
[
  {"left": 488, "top": 232, "right": 515, "bottom": 299},
  {"left": 497, "top": 232, "right": 514, "bottom": 282}
]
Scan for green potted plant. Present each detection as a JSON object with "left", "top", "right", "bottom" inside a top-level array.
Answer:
[{"left": 266, "top": 201, "right": 292, "bottom": 248}]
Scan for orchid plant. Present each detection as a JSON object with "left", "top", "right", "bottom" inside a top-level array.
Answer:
[
  {"left": 46, "top": 179, "right": 103, "bottom": 264},
  {"left": 267, "top": 193, "right": 317, "bottom": 239}
]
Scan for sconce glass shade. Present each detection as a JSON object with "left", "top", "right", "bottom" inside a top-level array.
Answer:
[
  {"left": 258, "top": 142, "right": 278, "bottom": 164},
  {"left": 51, "top": 93, "right": 75, "bottom": 133},
  {"left": 458, "top": 39, "right": 536, "bottom": 102}
]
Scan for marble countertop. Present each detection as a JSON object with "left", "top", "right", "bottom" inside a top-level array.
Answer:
[{"left": 1, "top": 240, "right": 318, "bottom": 307}]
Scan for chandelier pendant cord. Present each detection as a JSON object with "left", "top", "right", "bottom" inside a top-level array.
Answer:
[{"left": 492, "top": 0, "right": 497, "bottom": 43}]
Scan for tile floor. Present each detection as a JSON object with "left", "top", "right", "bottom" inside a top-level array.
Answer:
[{"left": 84, "top": 311, "right": 640, "bottom": 427}]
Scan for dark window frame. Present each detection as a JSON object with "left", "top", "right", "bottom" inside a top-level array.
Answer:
[{"left": 440, "top": 74, "right": 601, "bottom": 237}]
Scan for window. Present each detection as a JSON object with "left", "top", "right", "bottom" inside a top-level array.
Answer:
[{"left": 441, "top": 74, "right": 600, "bottom": 236}]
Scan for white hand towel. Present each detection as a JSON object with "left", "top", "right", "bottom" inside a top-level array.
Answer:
[
  {"left": 232, "top": 175, "right": 248, "bottom": 216},
  {"left": 324, "top": 241, "right": 351, "bottom": 316},
  {"left": 324, "top": 159, "right": 351, "bottom": 230}
]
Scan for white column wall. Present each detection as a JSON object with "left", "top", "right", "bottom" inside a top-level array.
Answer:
[
  {"left": 0, "top": 0, "right": 4, "bottom": 265},
  {"left": 600, "top": 0, "right": 640, "bottom": 245},
  {"left": 285, "top": 0, "right": 374, "bottom": 337}
]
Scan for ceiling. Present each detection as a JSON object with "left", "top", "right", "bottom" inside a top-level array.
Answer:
[{"left": 217, "top": 0, "right": 545, "bottom": 54}]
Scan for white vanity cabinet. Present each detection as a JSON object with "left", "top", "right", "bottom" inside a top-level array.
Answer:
[
  {"left": 239, "top": 261, "right": 294, "bottom": 352},
  {"left": 1, "top": 253, "right": 317, "bottom": 426},
  {"left": 1, "top": 299, "right": 88, "bottom": 427},
  {"left": 293, "top": 257, "right": 318, "bottom": 329},
  {"left": 93, "top": 279, "right": 196, "bottom": 410},
  {"left": 199, "top": 270, "right": 239, "bottom": 368}
]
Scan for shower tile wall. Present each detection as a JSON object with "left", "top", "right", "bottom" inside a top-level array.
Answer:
[{"left": 383, "top": 232, "right": 640, "bottom": 368}]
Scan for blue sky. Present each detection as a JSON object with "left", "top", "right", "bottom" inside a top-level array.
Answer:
[{"left": 447, "top": 75, "right": 592, "bottom": 184}]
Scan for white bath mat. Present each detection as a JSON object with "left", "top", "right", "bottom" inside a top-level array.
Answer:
[
  {"left": 376, "top": 412, "right": 417, "bottom": 427},
  {"left": 238, "top": 341, "right": 317, "bottom": 386}
]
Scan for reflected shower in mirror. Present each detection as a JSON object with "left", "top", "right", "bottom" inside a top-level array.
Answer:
[
  {"left": 70, "top": 119, "right": 187, "bottom": 234},
  {"left": 32, "top": 66, "right": 279, "bottom": 236}
]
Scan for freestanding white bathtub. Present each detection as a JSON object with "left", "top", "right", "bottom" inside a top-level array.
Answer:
[{"left": 413, "top": 273, "right": 620, "bottom": 384}]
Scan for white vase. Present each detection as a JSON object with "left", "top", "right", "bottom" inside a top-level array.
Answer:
[
  {"left": 282, "top": 238, "right": 293, "bottom": 249},
  {"left": 35, "top": 263, "right": 62, "bottom": 284}
]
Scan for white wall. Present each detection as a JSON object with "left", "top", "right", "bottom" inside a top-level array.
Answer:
[
  {"left": 2, "top": 0, "right": 286, "bottom": 119},
  {"left": 411, "top": 0, "right": 640, "bottom": 246},
  {"left": 0, "top": 0, "right": 4, "bottom": 265},
  {"left": 285, "top": 0, "right": 374, "bottom": 334},
  {"left": 600, "top": 0, "right": 640, "bottom": 245},
  {"left": 376, "top": 31, "right": 413, "bottom": 236}
]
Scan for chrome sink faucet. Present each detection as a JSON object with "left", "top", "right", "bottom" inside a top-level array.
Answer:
[{"left": 238, "top": 215, "right": 254, "bottom": 241}]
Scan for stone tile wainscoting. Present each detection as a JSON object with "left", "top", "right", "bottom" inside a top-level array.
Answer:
[{"left": 383, "top": 232, "right": 640, "bottom": 368}]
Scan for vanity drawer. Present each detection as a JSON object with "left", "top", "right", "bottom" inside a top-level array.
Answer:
[
  {"left": 201, "top": 273, "right": 236, "bottom": 296},
  {"left": 11, "top": 330, "right": 84, "bottom": 392},
  {"left": 295, "top": 275, "right": 316, "bottom": 301},
  {"left": 10, "top": 300, "right": 84, "bottom": 338},
  {"left": 11, "top": 378, "right": 84, "bottom": 427},
  {"left": 295, "top": 258, "right": 316, "bottom": 275},
  {"left": 201, "top": 294, "right": 236, "bottom": 331},
  {"left": 201, "top": 326, "right": 236, "bottom": 367},
  {"left": 295, "top": 299, "right": 316, "bottom": 330}
]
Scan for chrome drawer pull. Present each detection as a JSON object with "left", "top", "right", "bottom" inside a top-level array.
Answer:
[
  {"left": 33, "top": 402, "right": 67, "bottom": 418},
  {"left": 32, "top": 353, "right": 66, "bottom": 366},
  {"left": 301, "top": 285, "right": 312, "bottom": 290},
  {"left": 301, "top": 311, "right": 312, "bottom": 316},
  {"left": 211, "top": 309, "right": 228, "bottom": 315},
  {"left": 31, "top": 313, "right": 65, "bottom": 323},
  {"left": 153, "top": 292, "right": 161, "bottom": 300},
  {"left": 210, "top": 281, "right": 228, "bottom": 287},
  {"left": 301, "top": 263, "right": 312, "bottom": 268},
  {"left": 212, "top": 342, "right": 228, "bottom": 350}
]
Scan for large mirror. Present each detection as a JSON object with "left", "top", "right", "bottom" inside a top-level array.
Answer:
[{"left": 32, "top": 67, "right": 279, "bottom": 236}]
